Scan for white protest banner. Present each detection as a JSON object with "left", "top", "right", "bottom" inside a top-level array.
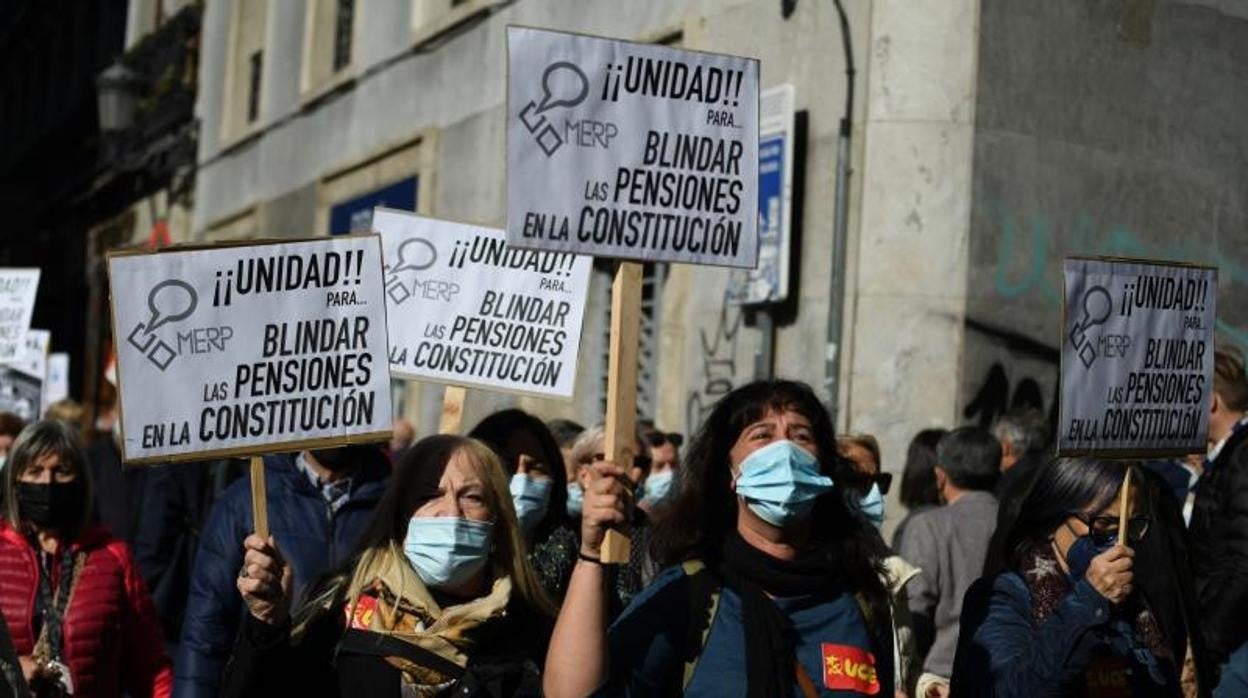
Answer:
[
  {"left": 1059, "top": 258, "right": 1217, "bottom": 456},
  {"left": 0, "top": 269, "right": 39, "bottom": 362},
  {"left": 0, "top": 329, "right": 49, "bottom": 421},
  {"left": 507, "top": 26, "right": 759, "bottom": 268},
  {"left": 374, "top": 208, "right": 592, "bottom": 399},
  {"left": 109, "top": 237, "right": 393, "bottom": 463},
  {"left": 45, "top": 353, "right": 69, "bottom": 406}
]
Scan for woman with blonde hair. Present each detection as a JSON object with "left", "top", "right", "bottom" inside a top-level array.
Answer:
[{"left": 223, "top": 435, "right": 554, "bottom": 697}]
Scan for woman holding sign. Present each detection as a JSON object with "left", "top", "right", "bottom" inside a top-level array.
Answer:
[
  {"left": 544, "top": 380, "right": 896, "bottom": 697},
  {"left": 0, "top": 420, "right": 171, "bottom": 698},
  {"left": 952, "top": 459, "right": 1210, "bottom": 697},
  {"left": 469, "top": 409, "right": 579, "bottom": 601},
  {"left": 225, "top": 435, "right": 554, "bottom": 697}
]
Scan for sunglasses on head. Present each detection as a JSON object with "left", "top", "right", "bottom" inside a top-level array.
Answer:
[
  {"left": 845, "top": 471, "right": 893, "bottom": 495},
  {"left": 1068, "top": 512, "right": 1151, "bottom": 545},
  {"left": 645, "top": 431, "right": 683, "bottom": 448}
]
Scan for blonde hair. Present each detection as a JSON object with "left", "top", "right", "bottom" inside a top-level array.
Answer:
[{"left": 295, "top": 437, "right": 554, "bottom": 637}]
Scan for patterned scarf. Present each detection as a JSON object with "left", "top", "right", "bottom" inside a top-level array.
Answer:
[
  {"left": 344, "top": 547, "right": 513, "bottom": 695},
  {"left": 1019, "top": 542, "right": 1172, "bottom": 663}
]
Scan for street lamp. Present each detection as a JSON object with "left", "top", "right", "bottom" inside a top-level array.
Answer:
[{"left": 96, "top": 61, "right": 139, "bottom": 132}]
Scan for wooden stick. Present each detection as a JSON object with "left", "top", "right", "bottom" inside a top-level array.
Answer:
[
  {"left": 250, "top": 456, "right": 269, "bottom": 539},
  {"left": 602, "top": 262, "right": 643, "bottom": 564},
  {"left": 439, "top": 385, "right": 467, "bottom": 435},
  {"left": 1118, "top": 466, "right": 1133, "bottom": 543}
]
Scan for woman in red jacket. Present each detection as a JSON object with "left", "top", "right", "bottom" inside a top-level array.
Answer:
[{"left": 0, "top": 419, "right": 170, "bottom": 697}]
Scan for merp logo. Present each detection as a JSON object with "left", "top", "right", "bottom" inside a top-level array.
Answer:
[{"left": 518, "top": 61, "right": 590, "bottom": 156}]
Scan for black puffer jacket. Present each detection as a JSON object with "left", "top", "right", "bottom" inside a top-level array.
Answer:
[{"left": 1189, "top": 423, "right": 1248, "bottom": 661}]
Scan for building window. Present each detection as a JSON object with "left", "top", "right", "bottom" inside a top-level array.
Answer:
[
  {"left": 221, "top": 0, "right": 268, "bottom": 142},
  {"left": 411, "top": 0, "right": 505, "bottom": 49},
  {"left": 247, "top": 50, "right": 263, "bottom": 124},
  {"left": 333, "top": 0, "right": 354, "bottom": 72},
  {"left": 302, "top": 0, "right": 357, "bottom": 102}
]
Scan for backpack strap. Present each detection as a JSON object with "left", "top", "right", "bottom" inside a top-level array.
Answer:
[{"left": 679, "top": 560, "right": 722, "bottom": 693}]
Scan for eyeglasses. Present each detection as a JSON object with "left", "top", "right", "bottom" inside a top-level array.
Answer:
[
  {"left": 1068, "top": 512, "right": 1151, "bottom": 545},
  {"left": 645, "top": 431, "right": 683, "bottom": 449}
]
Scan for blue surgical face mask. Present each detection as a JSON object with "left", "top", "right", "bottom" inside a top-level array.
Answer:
[
  {"left": 641, "top": 470, "right": 675, "bottom": 507},
  {"left": 858, "top": 482, "right": 885, "bottom": 529},
  {"left": 734, "top": 440, "right": 835, "bottom": 527},
  {"left": 508, "top": 473, "right": 551, "bottom": 536},
  {"left": 566, "top": 482, "right": 583, "bottom": 516},
  {"left": 403, "top": 517, "right": 493, "bottom": 590},
  {"left": 1065, "top": 533, "right": 1116, "bottom": 583}
]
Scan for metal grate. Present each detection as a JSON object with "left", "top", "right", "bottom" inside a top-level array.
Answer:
[{"left": 599, "top": 263, "right": 666, "bottom": 420}]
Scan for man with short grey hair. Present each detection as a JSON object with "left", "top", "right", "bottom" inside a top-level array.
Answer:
[
  {"left": 899, "top": 426, "right": 1001, "bottom": 698},
  {"left": 992, "top": 406, "right": 1051, "bottom": 501}
]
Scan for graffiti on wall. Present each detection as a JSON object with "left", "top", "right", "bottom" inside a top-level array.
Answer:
[
  {"left": 686, "top": 301, "right": 743, "bottom": 433},
  {"left": 984, "top": 198, "right": 1248, "bottom": 345}
]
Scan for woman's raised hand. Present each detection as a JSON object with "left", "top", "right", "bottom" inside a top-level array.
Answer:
[
  {"left": 579, "top": 460, "right": 631, "bottom": 559},
  {"left": 237, "top": 534, "right": 294, "bottom": 625},
  {"left": 1086, "top": 544, "right": 1133, "bottom": 604}
]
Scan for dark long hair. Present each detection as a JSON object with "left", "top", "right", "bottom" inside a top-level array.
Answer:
[
  {"left": 293, "top": 435, "right": 553, "bottom": 635},
  {"left": 3, "top": 419, "right": 94, "bottom": 539},
  {"left": 985, "top": 457, "right": 1126, "bottom": 577},
  {"left": 899, "top": 428, "right": 945, "bottom": 510},
  {"left": 650, "top": 380, "right": 888, "bottom": 602},
  {"left": 468, "top": 408, "right": 569, "bottom": 538}
]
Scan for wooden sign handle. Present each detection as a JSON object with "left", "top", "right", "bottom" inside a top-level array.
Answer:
[
  {"left": 602, "top": 262, "right": 643, "bottom": 564},
  {"left": 440, "top": 385, "right": 467, "bottom": 435},
  {"left": 1118, "top": 466, "right": 1132, "bottom": 543},
  {"left": 250, "top": 456, "right": 269, "bottom": 539}
]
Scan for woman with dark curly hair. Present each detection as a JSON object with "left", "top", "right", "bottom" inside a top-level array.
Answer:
[
  {"left": 468, "top": 409, "right": 579, "bottom": 601},
  {"left": 544, "top": 380, "right": 894, "bottom": 697}
]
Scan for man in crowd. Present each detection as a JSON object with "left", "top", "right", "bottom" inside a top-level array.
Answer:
[
  {"left": 1189, "top": 348, "right": 1248, "bottom": 696},
  {"left": 389, "top": 417, "right": 415, "bottom": 463},
  {"left": 991, "top": 406, "right": 1050, "bottom": 501},
  {"left": 175, "top": 445, "right": 389, "bottom": 697},
  {"left": 638, "top": 419, "right": 682, "bottom": 513},
  {"left": 899, "top": 427, "right": 1001, "bottom": 698}
]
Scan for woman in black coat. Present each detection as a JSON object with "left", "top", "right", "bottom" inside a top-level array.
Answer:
[{"left": 223, "top": 436, "right": 555, "bottom": 698}]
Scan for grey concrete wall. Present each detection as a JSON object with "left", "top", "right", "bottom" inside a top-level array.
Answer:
[{"left": 963, "top": 0, "right": 1248, "bottom": 431}]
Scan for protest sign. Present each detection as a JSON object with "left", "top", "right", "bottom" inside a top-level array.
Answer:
[
  {"left": 373, "top": 208, "right": 592, "bottom": 400},
  {"left": 0, "top": 329, "right": 49, "bottom": 421},
  {"left": 108, "top": 237, "right": 393, "bottom": 464},
  {"left": 0, "top": 269, "right": 39, "bottom": 362},
  {"left": 507, "top": 26, "right": 760, "bottom": 268},
  {"left": 45, "top": 353, "right": 69, "bottom": 406},
  {"left": 1059, "top": 258, "right": 1217, "bottom": 456}
]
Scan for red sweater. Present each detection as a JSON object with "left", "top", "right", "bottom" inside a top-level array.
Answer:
[{"left": 0, "top": 521, "right": 172, "bottom": 698}]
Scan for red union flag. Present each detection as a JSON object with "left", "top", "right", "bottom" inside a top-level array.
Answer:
[{"left": 821, "top": 643, "right": 880, "bottom": 694}]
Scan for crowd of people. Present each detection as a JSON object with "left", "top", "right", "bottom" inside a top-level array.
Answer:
[{"left": 0, "top": 348, "right": 1244, "bottom": 696}]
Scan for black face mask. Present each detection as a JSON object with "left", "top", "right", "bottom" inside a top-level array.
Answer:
[{"left": 16, "top": 481, "right": 85, "bottom": 531}]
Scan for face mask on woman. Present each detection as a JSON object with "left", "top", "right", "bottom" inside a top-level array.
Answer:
[
  {"left": 566, "top": 483, "right": 584, "bottom": 516},
  {"left": 733, "top": 440, "right": 835, "bottom": 527},
  {"left": 403, "top": 517, "right": 494, "bottom": 589},
  {"left": 640, "top": 470, "right": 674, "bottom": 507},
  {"left": 508, "top": 473, "right": 551, "bottom": 535},
  {"left": 1064, "top": 532, "right": 1117, "bottom": 583},
  {"left": 858, "top": 482, "right": 885, "bottom": 529},
  {"left": 16, "top": 481, "right": 85, "bottom": 531}
]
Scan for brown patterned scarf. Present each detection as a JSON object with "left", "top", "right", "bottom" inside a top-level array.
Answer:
[{"left": 1019, "top": 542, "right": 1172, "bottom": 662}]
